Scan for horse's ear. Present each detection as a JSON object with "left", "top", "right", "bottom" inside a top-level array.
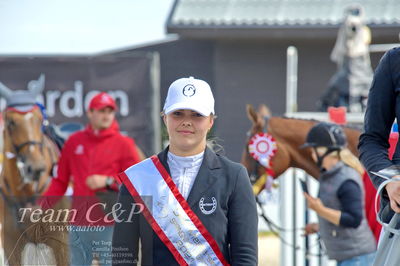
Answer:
[
  {"left": 258, "top": 104, "right": 271, "bottom": 118},
  {"left": 246, "top": 104, "right": 258, "bottom": 124},
  {"left": 28, "top": 74, "right": 45, "bottom": 95},
  {"left": 0, "top": 81, "right": 12, "bottom": 99}
]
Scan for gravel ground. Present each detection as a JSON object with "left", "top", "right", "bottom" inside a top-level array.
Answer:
[
  {"left": 259, "top": 235, "right": 280, "bottom": 266},
  {"left": 0, "top": 236, "right": 281, "bottom": 266}
]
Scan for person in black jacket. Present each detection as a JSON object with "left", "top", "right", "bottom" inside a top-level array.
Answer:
[
  {"left": 112, "top": 77, "right": 258, "bottom": 266},
  {"left": 358, "top": 47, "right": 400, "bottom": 223}
]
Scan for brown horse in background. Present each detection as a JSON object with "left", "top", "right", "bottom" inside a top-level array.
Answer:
[
  {"left": 241, "top": 104, "right": 381, "bottom": 240},
  {"left": 0, "top": 76, "right": 69, "bottom": 265}
]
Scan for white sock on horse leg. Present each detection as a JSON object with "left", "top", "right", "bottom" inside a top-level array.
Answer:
[{"left": 21, "top": 243, "right": 56, "bottom": 266}]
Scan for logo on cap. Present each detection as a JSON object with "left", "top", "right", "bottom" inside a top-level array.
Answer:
[
  {"left": 101, "top": 94, "right": 112, "bottom": 103},
  {"left": 182, "top": 84, "right": 196, "bottom": 97}
]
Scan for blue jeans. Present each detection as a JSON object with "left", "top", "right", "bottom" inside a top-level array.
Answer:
[
  {"left": 69, "top": 225, "right": 114, "bottom": 266},
  {"left": 338, "top": 252, "right": 376, "bottom": 266}
]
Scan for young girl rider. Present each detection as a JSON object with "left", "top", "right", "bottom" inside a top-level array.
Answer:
[{"left": 112, "top": 77, "right": 258, "bottom": 265}]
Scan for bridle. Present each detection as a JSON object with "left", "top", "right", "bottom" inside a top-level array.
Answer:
[
  {"left": 246, "top": 115, "right": 275, "bottom": 184},
  {"left": 5, "top": 105, "right": 44, "bottom": 152},
  {"left": 13, "top": 140, "right": 44, "bottom": 156},
  {"left": 0, "top": 104, "right": 58, "bottom": 230},
  {"left": 246, "top": 116, "right": 285, "bottom": 229},
  {"left": 246, "top": 116, "right": 325, "bottom": 256},
  {"left": 1, "top": 104, "right": 54, "bottom": 201},
  {"left": 5, "top": 105, "right": 46, "bottom": 188}
]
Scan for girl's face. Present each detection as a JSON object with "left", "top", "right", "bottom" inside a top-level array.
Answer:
[
  {"left": 164, "top": 109, "right": 214, "bottom": 156},
  {"left": 311, "top": 149, "right": 318, "bottom": 163},
  {"left": 311, "top": 147, "right": 339, "bottom": 170},
  {"left": 311, "top": 147, "right": 326, "bottom": 163}
]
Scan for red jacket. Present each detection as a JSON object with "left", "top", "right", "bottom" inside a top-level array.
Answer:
[{"left": 41, "top": 120, "right": 141, "bottom": 225}]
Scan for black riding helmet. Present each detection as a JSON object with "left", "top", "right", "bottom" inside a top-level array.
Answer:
[
  {"left": 301, "top": 122, "right": 347, "bottom": 149},
  {"left": 301, "top": 122, "right": 347, "bottom": 170}
]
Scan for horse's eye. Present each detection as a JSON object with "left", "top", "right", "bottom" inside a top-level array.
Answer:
[
  {"left": 7, "top": 120, "right": 16, "bottom": 129},
  {"left": 37, "top": 117, "right": 43, "bottom": 125}
]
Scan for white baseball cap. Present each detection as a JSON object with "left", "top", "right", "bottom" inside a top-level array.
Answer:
[{"left": 163, "top": 77, "right": 215, "bottom": 116}]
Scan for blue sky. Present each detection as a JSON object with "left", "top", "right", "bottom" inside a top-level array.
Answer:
[{"left": 0, "top": 0, "right": 175, "bottom": 55}]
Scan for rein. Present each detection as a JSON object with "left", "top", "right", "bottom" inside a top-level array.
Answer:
[{"left": 247, "top": 116, "right": 324, "bottom": 255}]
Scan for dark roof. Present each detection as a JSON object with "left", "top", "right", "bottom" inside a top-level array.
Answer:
[{"left": 168, "top": 0, "right": 400, "bottom": 29}]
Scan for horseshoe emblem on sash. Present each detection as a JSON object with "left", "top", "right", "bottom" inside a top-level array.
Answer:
[{"left": 199, "top": 197, "right": 217, "bottom": 215}]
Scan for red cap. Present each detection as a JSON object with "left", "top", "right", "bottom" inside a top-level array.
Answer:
[{"left": 88, "top": 92, "right": 117, "bottom": 110}]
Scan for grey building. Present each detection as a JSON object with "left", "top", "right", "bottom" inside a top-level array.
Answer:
[{"left": 113, "top": 0, "right": 399, "bottom": 161}]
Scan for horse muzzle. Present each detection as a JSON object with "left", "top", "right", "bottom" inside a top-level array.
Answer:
[{"left": 17, "top": 158, "right": 46, "bottom": 192}]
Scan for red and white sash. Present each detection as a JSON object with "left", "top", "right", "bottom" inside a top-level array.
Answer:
[{"left": 119, "top": 155, "right": 230, "bottom": 266}]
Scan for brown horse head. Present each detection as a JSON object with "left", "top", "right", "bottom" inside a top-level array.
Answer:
[
  {"left": 241, "top": 104, "right": 361, "bottom": 186},
  {"left": 0, "top": 75, "right": 56, "bottom": 196}
]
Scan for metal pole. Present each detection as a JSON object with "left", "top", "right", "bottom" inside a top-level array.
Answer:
[
  {"left": 279, "top": 170, "right": 294, "bottom": 266},
  {"left": 150, "top": 52, "right": 161, "bottom": 153},
  {"left": 292, "top": 169, "right": 297, "bottom": 266},
  {"left": 286, "top": 46, "right": 298, "bottom": 114},
  {"left": 286, "top": 46, "right": 299, "bottom": 266},
  {"left": 304, "top": 173, "right": 310, "bottom": 266}
]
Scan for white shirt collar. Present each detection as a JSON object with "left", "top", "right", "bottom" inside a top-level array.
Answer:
[
  {"left": 167, "top": 151, "right": 204, "bottom": 168},
  {"left": 167, "top": 150, "right": 205, "bottom": 199}
]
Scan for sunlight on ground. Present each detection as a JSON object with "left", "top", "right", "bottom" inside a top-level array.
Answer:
[
  {"left": 0, "top": 234, "right": 281, "bottom": 265},
  {"left": 259, "top": 234, "right": 280, "bottom": 266}
]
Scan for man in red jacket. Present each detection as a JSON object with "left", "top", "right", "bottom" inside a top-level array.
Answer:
[{"left": 42, "top": 92, "right": 142, "bottom": 266}]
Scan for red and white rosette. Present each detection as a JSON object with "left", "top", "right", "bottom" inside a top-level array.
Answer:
[{"left": 248, "top": 132, "right": 277, "bottom": 168}]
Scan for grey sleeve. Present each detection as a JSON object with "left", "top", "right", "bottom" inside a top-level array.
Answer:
[
  {"left": 358, "top": 49, "right": 397, "bottom": 188},
  {"left": 228, "top": 166, "right": 258, "bottom": 266}
]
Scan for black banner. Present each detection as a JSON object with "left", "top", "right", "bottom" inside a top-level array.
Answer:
[{"left": 0, "top": 53, "right": 160, "bottom": 155}]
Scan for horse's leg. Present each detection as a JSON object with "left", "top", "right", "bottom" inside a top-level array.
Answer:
[
  {"left": 20, "top": 204, "right": 69, "bottom": 265},
  {"left": 2, "top": 204, "right": 24, "bottom": 266},
  {"left": 33, "top": 138, "right": 70, "bottom": 265},
  {"left": 44, "top": 230, "right": 69, "bottom": 265},
  {"left": 43, "top": 197, "right": 70, "bottom": 265},
  {"left": 0, "top": 197, "right": 4, "bottom": 264},
  {"left": 21, "top": 242, "right": 57, "bottom": 265}
]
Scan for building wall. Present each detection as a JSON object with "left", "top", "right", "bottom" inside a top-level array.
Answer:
[
  {"left": 213, "top": 40, "right": 287, "bottom": 160},
  {"left": 117, "top": 34, "right": 397, "bottom": 161},
  {"left": 213, "top": 37, "right": 393, "bottom": 161},
  {"left": 117, "top": 39, "right": 215, "bottom": 151},
  {"left": 120, "top": 39, "right": 215, "bottom": 108}
]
